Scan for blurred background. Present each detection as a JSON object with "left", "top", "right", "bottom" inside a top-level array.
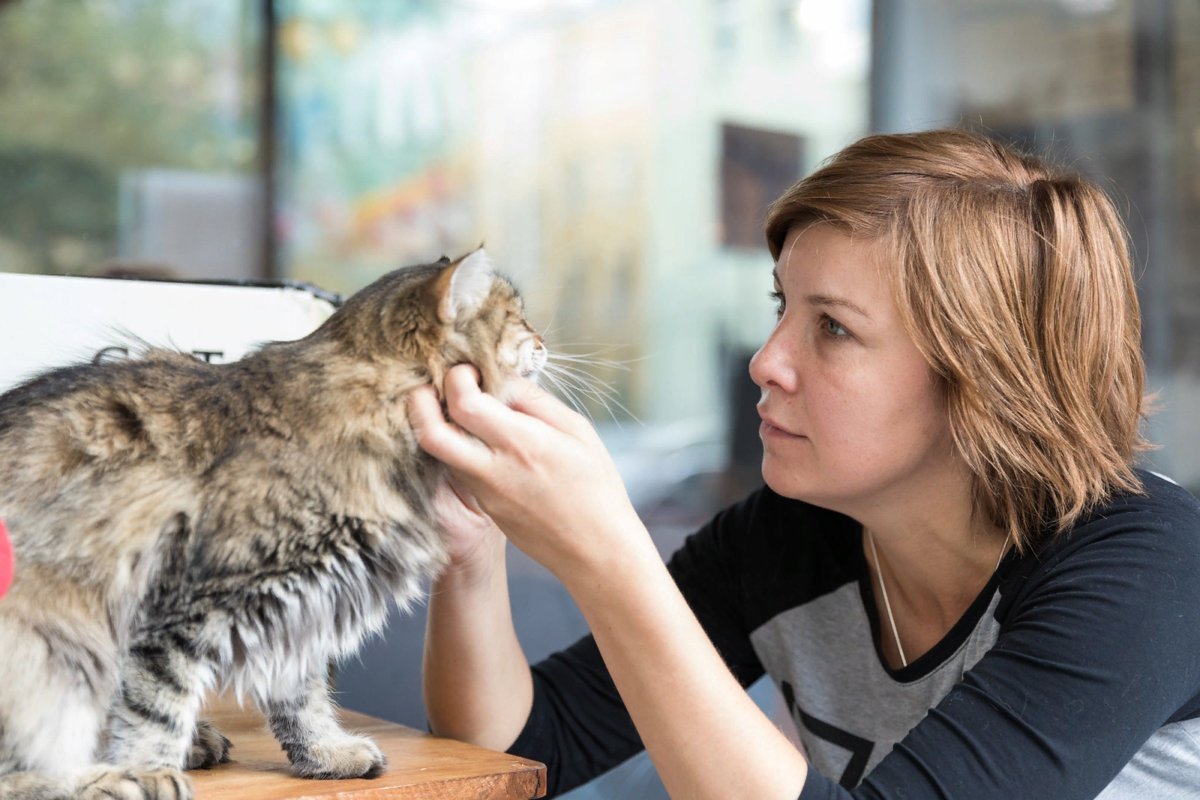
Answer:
[{"left": 1, "top": 0, "right": 1196, "bottom": 796}]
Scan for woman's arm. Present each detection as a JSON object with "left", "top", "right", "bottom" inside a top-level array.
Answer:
[
  {"left": 421, "top": 482, "right": 534, "bottom": 752},
  {"left": 571, "top": 536, "right": 809, "bottom": 799},
  {"left": 409, "top": 366, "right": 808, "bottom": 800}
]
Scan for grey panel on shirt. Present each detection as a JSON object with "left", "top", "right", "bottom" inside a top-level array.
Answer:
[
  {"left": 750, "top": 582, "right": 1002, "bottom": 785},
  {"left": 751, "top": 581, "right": 1200, "bottom": 798},
  {"left": 1097, "top": 720, "right": 1200, "bottom": 799}
]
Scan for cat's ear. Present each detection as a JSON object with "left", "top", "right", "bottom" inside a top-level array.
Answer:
[{"left": 435, "top": 248, "right": 495, "bottom": 324}]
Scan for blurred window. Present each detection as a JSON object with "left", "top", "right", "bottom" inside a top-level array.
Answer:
[
  {"left": 0, "top": 0, "right": 263, "bottom": 280},
  {"left": 275, "top": 0, "right": 870, "bottom": 508},
  {"left": 720, "top": 122, "right": 804, "bottom": 250}
]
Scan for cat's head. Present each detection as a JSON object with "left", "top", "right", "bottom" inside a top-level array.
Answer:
[{"left": 323, "top": 248, "right": 546, "bottom": 399}]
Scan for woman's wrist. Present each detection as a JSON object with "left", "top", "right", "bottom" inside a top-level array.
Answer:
[
  {"left": 555, "top": 514, "right": 663, "bottom": 604},
  {"left": 438, "top": 529, "right": 508, "bottom": 592}
]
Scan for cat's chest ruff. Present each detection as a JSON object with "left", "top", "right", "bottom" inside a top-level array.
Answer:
[{"left": 203, "top": 511, "right": 444, "bottom": 701}]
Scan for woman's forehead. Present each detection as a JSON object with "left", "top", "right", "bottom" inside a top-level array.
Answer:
[
  {"left": 778, "top": 226, "right": 882, "bottom": 284},
  {"left": 776, "top": 225, "right": 898, "bottom": 321}
]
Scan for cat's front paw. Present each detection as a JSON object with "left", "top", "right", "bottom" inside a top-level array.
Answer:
[
  {"left": 76, "top": 767, "right": 192, "bottom": 800},
  {"left": 288, "top": 734, "right": 387, "bottom": 780},
  {"left": 186, "top": 718, "right": 233, "bottom": 770}
]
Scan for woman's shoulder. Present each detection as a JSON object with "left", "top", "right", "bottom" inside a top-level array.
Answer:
[
  {"left": 1005, "top": 469, "right": 1200, "bottom": 608},
  {"left": 1061, "top": 469, "right": 1200, "bottom": 544},
  {"left": 1111, "top": 468, "right": 1198, "bottom": 511}
]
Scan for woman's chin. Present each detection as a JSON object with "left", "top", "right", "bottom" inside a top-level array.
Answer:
[
  {"left": 760, "top": 461, "right": 813, "bottom": 501},
  {"left": 760, "top": 461, "right": 848, "bottom": 512}
]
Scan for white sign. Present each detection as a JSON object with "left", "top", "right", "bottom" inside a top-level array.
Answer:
[{"left": 0, "top": 274, "right": 339, "bottom": 392}]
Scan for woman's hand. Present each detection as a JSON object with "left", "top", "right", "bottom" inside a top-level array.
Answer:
[
  {"left": 408, "top": 364, "right": 647, "bottom": 582},
  {"left": 432, "top": 478, "right": 505, "bottom": 571}
]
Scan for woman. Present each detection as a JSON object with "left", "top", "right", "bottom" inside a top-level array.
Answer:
[{"left": 407, "top": 129, "right": 1200, "bottom": 799}]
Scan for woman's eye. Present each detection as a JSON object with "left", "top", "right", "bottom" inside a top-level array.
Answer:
[
  {"left": 820, "top": 314, "right": 851, "bottom": 339},
  {"left": 769, "top": 290, "right": 785, "bottom": 318}
]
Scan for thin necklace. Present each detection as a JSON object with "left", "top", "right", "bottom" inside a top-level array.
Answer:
[{"left": 867, "top": 530, "right": 1011, "bottom": 669}]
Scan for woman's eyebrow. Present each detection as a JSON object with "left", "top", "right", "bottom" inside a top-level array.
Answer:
[
  {"left": 805, "top": 293, "right": 871, "bottom": 319},
  {"left": 771, "top": 270, "right": 871, "bottom": 318}
]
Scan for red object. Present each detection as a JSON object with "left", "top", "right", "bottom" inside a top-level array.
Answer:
[{"left": 0, "top": 518, "right": 12, "bottom": 600}]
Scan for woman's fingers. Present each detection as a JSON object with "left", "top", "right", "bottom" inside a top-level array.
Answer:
[
  {"left": 407, "top": 384, "right": 493, "bottom": 474},
  {"left": 435, "top": 365, "right": 590, "bottom": 446},
  {"left": 438, "top": 364, "right": 537, "bottom": 448},
  {"left": 505, "top": 376, "right": 593, "bottom": 438},
  {"left": 440, "top": 365, "right": 589, "bottom": 449},
  {"left": 444, "top": 474, "right": 486, "bottom": 516}
]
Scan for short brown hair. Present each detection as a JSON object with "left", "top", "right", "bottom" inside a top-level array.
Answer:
[{"left": 765, "top": 128, "right": 1147, "bottom": 550}]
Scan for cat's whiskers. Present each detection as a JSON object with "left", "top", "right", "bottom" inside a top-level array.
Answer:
[
  {"left": 544, "top": 355, "right": 623, "bottom": 398},
  {"left": 549, "top": 372, "right": 623, "bottom": 413},
  {"left": 547, "top": 354, "right": 635, "bottom": 372},
  {"left": 540, "top": 367, "right": 618, "bottom": 423},
  {"left": 540, "top": 351, "right": 640, "bottom": 425},
  {"left": 538, "top": 342, "right": 640, "bottom": 364},
  {"left": 543, "top": 366, "right": 619, "bottom": 414},
  {"left": 540, "top": 368, "right": 591, "bottom": 418}
]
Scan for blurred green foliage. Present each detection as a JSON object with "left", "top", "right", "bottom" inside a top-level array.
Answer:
[{"left": 0, "top": 0, "right": 259, "bottom": 273}]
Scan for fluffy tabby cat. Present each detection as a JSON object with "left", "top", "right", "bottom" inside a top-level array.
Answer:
[{"left": 0, "top": 250, "right": 546, "bottom": 800}]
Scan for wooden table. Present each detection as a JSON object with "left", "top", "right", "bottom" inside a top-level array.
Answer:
[{"left": 190, "top": 698, "right": 546, "bottom": 800}]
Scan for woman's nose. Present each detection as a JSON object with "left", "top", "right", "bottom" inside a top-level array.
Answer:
[
  {"left": 748, "top": 346, "right": 770, "bottom": 390},
  {"left": 749, "top": 328, "right": 795, "bottom": 393}
]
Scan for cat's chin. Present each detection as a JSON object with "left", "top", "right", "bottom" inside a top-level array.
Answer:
[
  {"left": 488, "top": 375, "right": 533, "bottom": 410},
  {"left": 495, "top": 378, "right": 524, "bottom": 407}
]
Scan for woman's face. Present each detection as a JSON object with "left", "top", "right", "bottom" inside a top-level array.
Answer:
[{"left": 749, "top": 224, "right": 957, "bottom": 516}]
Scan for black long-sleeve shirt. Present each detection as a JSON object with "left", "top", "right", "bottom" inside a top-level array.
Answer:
[{"left": 508, "top": 470, "right": 1200, "bottom": 799}]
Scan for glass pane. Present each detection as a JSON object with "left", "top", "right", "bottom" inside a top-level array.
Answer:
[
  {"left": 277, "top": 0, "right": 870, "bottom": 500},
  {"left": 0, "top": 0, "right": 262, "bottom": 279}
]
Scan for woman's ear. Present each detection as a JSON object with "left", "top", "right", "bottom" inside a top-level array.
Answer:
[{"left": 435, "top": 248, "right": 495, "bottom": 324}]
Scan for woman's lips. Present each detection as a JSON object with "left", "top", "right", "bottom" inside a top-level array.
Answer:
[{"left": 759, "top": 417, "right": 805, "bottom": 439}]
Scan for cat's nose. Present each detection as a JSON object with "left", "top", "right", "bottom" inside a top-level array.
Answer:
[{"left": 527, "top": 338, "right": 548, "bottom": 376}]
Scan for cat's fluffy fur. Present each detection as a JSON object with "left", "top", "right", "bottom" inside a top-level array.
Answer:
[{"left": 0, "top": 250, "right": 546, "bottom": 800}]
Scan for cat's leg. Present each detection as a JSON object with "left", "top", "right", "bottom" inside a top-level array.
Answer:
[
  {"left": 185, "top": 719, "right": 231, "bottom": 770},
  {"left": 260, "top": 667, "right": 386, "bottom": 780},
  {"left": 0, "top": 768, "right": 190, "bottom": 800},
  {"left": 72, "top": 766, "right": 190, "bottom": 800},
  {"left": 103, "top": 637, "right": 210, "bottom": 793},
  {"left": 0, "top": 595, "right": 113, "bottom": 799},
  {"left": 0, "top": 772, "right": 72, "bottom": 800},
  {"left": 0, "top": 616, "right": 189, "bottom": 799}
]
